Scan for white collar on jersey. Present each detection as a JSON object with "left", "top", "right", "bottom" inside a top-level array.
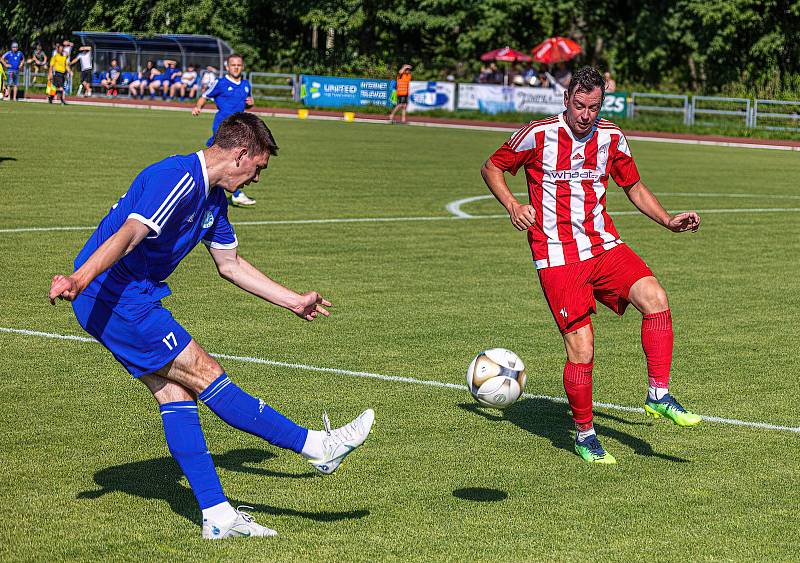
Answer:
[
  {"left": 225, "top": 74, "right": 242, "bottom": 85},
  {"left": 558, "top": 112, "right": 597, "bottom": 143},
  {"left": 196, "top": 150, "right": 210, "bottom": 197}
]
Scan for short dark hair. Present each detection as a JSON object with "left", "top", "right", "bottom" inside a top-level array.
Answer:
[
  {"left": 212, "top": 112, "right": 279, "bottom": 157},
  {"left": 567, "top": 66, "right": 605, "bottom": 98},
  {"left": 227, "top": 53, "right": 243, "bottom": 63}
]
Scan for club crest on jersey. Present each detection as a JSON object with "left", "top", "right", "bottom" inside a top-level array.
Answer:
[
  {"left": 544, "top": 169, "right": 602, "bottom": 181},
  {"left": 202, "top": 211, "right": 214, "bottom": 228}
]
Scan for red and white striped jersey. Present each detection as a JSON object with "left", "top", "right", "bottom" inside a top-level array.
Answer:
[{"left": 490, "top": 113, "right": 640, "bottom": 269}]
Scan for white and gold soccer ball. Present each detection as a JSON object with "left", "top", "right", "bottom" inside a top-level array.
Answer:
[{"left": 466, "top": 348, "right": 527, "bottom": 409}]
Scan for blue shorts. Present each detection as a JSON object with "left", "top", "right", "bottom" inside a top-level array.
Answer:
[
  {"left": 72, "top": 293, "right": 192, "bottom": 377},
  {"left": 7, "top": 71, "right": 19, "bottom": 86}
]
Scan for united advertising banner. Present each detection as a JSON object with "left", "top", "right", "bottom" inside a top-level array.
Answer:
[
  {"left": 407, "top": 81, "right": 456, "bottom": 112},
  {"left": 300, "top": 75, "right": 395, "bottom": 108}
]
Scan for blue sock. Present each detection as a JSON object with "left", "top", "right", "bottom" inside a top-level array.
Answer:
[
  {"left": 232, "top": 189, "right": 242, "bottom": 198},
  {"left": 159, "top": 401, "right": 227, "bottom": 510},
  {"left": 199, "top": 374, "right": 308, "bottom": 453}
]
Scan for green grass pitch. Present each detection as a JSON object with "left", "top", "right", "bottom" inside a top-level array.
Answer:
[{"left": 1, "top": 102, "right": 799, "bottom": 560}]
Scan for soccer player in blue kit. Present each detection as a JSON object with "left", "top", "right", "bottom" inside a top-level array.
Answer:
[
  {"left": 192, "top": 53, "right": 257, "bottom": 207},
  {"left": 49, "top": 113, "right": 375, "bottom": 540}
]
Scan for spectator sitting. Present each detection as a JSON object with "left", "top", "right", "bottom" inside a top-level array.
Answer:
[
  {"left": 553, "top": 62, "right": 572, "bottom": 88},
  {"left": 158, "top": 60, "right": 180, "bottom": 100},
  {"left": 128, "top": 60, "right": 155, "bottom": 99},
  {"left": 148, "top": 64, "right": 168, "bottom": 100},
  {"left": 27, "top": 44, "right": 47, "bottom": 85},
  {"left": 489, "top": 62, "right": 503, "bottom": 84},
  {"left": 603, "top": 71, "right": 616, "bottom": 93},
  {"left": 522, "top": 64, "right": 536, "bottom": 85},
  {"left": 172, "top": 63, "right": 198, "bottom": 101},
  {"left": 538, "top": 70, "right": 551, "bottom": 88},
  {"left": 478, "top": 64, "right": 492, "bottom": 83},
  {"left": 101, "top": 59, "right": 122, "bottom": 97}
]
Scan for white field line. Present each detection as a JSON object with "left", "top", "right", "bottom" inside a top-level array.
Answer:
[
  {"left": 3, "top": 197, "right": 800, "bottom": 234},
  {"left": 19, "top": 97, "right": 800, "bottom": 152},
  {"left": 446, "top": 191, "right": 800, "bottom": 218},
  {"left": 1, "top": 326, "right": 798, "bottom": 434}
]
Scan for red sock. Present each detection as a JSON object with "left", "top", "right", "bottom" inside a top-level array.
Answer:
[
  {"left": 642, "top": 309, "right": 673, "bottom": 388},
  {"left": 564, "top": 361, "right": 593, "bottom": 426}
]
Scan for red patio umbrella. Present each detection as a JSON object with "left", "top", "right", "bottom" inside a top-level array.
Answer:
[
  {"left": 480, "top": 47, "right": 532, "bottom": 85},
  {"left": 480, "top": 46, "right": 532, "bottom": 63},
  {"left": 531, "top": 37, "right": 582, "bottom": 64}
]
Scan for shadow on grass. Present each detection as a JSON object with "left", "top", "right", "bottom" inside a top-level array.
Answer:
[
  {"left": 458, "top": 398, "right": 688, "bottom": 463},
  {"left": 453, "top": 487, "right": 508, "bottom": 502},
  {"left": 0, "top": 156, "right": 17, "bottom": 166},
  {"left": 78, "top": 448, "right": 370, "bottom": 523}
]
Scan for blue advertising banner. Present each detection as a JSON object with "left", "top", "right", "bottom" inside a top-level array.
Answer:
[
  {"left": 407, "top": 81, "right": 456, "bottom": 112},
  {"left": 300, "top": 75, "right": 395, "bottom": 108}
]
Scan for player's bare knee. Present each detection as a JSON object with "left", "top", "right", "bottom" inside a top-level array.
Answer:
[{"left": 564, "top": 325, "right": 594, "bottom": 364}]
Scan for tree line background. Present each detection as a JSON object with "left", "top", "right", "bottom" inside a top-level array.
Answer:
[{"left": 3, "top": 0, "right": 799, "bottom": 97}]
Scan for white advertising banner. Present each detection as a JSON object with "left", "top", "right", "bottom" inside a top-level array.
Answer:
[
  {"left": 513, "top": 87, "right": 566, "bottom": 114},
  {"left": 457, "top": 83, "right": 566, "bottom": 115},
  {"left": 407, "top": 81, "right": 456, "bottom": 112}
]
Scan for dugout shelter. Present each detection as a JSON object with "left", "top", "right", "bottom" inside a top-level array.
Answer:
[{"left": 72, "top": 31, "right": 233, "bottom": 75}]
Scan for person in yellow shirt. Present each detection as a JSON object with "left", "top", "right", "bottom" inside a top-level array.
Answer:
[
  {"left": 389, "top": 64, "right": 412, "bottom": 124},
  {"left": 48, "top": 43, "right": 68, "bottom": 104}
]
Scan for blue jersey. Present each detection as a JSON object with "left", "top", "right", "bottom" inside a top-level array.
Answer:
[
  {"left": 75, "top": 151, "right": 237, "bottom": 303},
  {"left": 3, "top": 50, "right": 24, "bottom": 71},
  {"left": 204, "top": 75, "right": 251, "bottom": 124}
]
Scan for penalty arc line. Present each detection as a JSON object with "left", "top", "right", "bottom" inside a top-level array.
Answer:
[
  {"left": 446, "top": 191, "right": 800, "bottom": 218},
  {"left": 1, "top": 326, "right": 798, "bottom": 434}
]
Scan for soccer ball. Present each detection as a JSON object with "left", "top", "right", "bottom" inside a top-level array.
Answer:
[{"left": 466, "top": 348, "right": 527, "bottom": 409}]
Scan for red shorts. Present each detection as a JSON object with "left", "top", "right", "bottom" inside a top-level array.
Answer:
[{"left": 537, "top": 243, "right": 653, "bottom": 334}]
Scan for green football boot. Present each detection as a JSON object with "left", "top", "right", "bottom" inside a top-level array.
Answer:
[
  {"left": 574, "top": 434, "right": 617, "bottom": 464},
  {"left": 644, "top": 393, "right": 702, "bottom": 427}
]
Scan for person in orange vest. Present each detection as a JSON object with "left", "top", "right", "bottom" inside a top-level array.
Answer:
[{"left": 389, "top": 64, "right": 412, "bottom": 124}]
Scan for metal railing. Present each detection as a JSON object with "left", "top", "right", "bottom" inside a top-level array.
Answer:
[
  {"left": 248, "top": 72, "right": 297, "bottom": 101},
  {"left": 630, "top": 93, "right": 690, "bottom": 125},
  {"left": 690, "top": 96, "right": 751, "bottom": 127},
  {"left": 752, "top": 99, "right": 800, "bottom": 131}
]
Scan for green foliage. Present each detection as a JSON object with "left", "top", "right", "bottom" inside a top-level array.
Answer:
[{"left": 2, "top": 0, "right": 800, "bottom": 93}]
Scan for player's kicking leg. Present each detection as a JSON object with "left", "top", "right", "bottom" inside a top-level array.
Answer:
[
  {"left": 140, "top": 373, "right": 278, "bottom": 539},
  {"left": 628, "top": 276, "right": 702, "bottom": 427},
  {"left": 163, "top": 339, "right": 375, "bottom": 475},
  {"left": 562, "top": 322, "right": 617, "bottom": 464}
]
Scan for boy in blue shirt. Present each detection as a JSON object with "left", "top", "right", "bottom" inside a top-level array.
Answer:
[
  {"left": 2, "top": 42, "right": 25, "bottom": 101},
  {"left": 49, "top": 112, "right": 375, "bottom": 540},
  {"left": 192, "top": 53, "right": 256, "bottom": 207}
]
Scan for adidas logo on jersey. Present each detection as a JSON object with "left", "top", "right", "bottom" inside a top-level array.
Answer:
[{"left": 572, "top": 152, "right": 584, "bottom": 160}]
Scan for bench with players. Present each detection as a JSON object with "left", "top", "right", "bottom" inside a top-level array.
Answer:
[{"left": 95, "top": 59, "right": 215, "bottom": 102}]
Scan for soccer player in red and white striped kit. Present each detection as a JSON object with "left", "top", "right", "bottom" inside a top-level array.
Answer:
[{"left": 481, "top": 66, "right": 701, "bottom": 464}]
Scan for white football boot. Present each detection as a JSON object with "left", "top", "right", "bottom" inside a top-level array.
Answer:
[
  {"left": 202, "top": 506, "right": 278, "bottom": 540},
  {"left": 231, "top": 190, "right": 257, "bottom": 207},
  {"left": 308, "top": 409, "right": 375, "bottom": 475}
]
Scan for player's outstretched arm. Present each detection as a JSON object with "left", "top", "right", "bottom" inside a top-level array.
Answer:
[
  {"left": 48, "top": 218, "right": 150, "bottom": 304},
  {"left": 480, "top": 159, "right": 536, "bottom": 231},
  {"left": 207, "top": 246, "right": 331, "bottom": 321},
  {"left": 192, "top": 96, "right": 207, "bottom": 116},
  {"left": 623, "top": 180, "right": 700, "bottom": 232}
]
